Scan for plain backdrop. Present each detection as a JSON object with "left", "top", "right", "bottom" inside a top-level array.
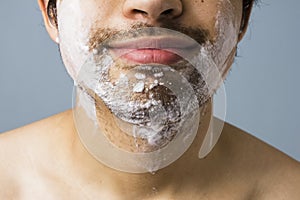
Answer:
[{"left": 0, "top": 1, "right": 299, "bottom": 161}]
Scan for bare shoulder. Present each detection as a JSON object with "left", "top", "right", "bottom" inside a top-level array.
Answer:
[
  {"left": 0, "top": 110, "right": 73, "bottom": 153},
  {"left": 220, "top": 122, "right": 300, "bottom": 199},
  {"left": 0, "top": 110, "right": 74, "bottom": 198}
]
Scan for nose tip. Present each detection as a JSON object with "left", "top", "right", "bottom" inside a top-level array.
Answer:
[{"left": 123, "top": 0, "right": 183, "bottom": 22}]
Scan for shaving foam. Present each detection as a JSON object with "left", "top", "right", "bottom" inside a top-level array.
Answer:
[{"left": 72, "top": 27, "right": 227, "bottom": 173}]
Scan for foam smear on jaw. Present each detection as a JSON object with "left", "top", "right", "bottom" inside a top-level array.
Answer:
[
  {"left": 57, "top": 0, "right": 97, "bottom": 78},
  {"left": 212, "top": 0, "right": 239, "bottom": 72},
  {"left": 73, "top": 27, "right": 224, "bottom": 173}
]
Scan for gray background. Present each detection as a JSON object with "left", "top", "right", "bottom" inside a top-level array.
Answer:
[{"left": 0, "top": 1, "right": 299, "bottom": 161}]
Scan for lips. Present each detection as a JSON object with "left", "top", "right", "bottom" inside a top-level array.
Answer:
[
  {"left": 107, "top": 36, "right": 197, "bottom": 65},
  {"left": 112, "top": 48, "right": 181, "bottom": 65}
]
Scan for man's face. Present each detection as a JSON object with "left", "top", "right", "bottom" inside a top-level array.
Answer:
[
  {"left": 47, "top": 0, "right": 245, "bottom": 155},
  {"left": 55, "top": 0, "right": 243, "bottom": 79}
]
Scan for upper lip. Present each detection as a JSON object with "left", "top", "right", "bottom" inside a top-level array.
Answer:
[{"left": 107, "top": 36, "right": 198, "bottom": 50}]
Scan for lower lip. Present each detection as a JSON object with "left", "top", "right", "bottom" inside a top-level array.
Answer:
[{"left": 113, "top": 49, "right": 182, "bottom": 65}]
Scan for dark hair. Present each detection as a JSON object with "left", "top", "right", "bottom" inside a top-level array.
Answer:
[
  {"left": 241, "top": 0, "right": 256, "bottom": 33},
  {"left": 47, "top": 0, "right": 57, "bottom": 27},
  {"left": 47, "top": 0, "right": 256, "bottom": 29}
]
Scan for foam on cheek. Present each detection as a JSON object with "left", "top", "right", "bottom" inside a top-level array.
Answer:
[
  {"left": 212, "top": 0, "right": 239, "bottom": 71},
  {"left": 57, "top": 0, "right": 93, "bottom": 79},
  {"left": 72, "top": 27, "right": 227, "bottom": 173}
]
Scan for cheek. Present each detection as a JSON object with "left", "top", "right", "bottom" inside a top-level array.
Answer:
[
  {"left": 57, "top": 0, "right": 97, "bottom": 79},
  {"left": 210, "top": 0, "right": 242, "bottom": 73},
  {"left": 183, "top": 0, "right": 242, "bottom": 73}
]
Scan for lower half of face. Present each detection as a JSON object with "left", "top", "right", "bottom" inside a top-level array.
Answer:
[
  {"left": 57, "top": 0, "right": 242, "bottom": 78},
  {"left": 57, "top": 0, "right": 242, "bottom": 152}
]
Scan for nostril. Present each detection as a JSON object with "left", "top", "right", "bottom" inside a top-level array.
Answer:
[
  {"left": 123, "top": 0, "right": 183, "bottom": 21},
  {"left": 132, "top": 9, "right": 148, "bottom": 16},
  {"left": 161, "top": 9, "right": 174, "bottom": 16}
]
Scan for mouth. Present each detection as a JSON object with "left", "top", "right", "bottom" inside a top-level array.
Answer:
[{"left": 107, "top": 36, "right": 198, "bottom": 65}]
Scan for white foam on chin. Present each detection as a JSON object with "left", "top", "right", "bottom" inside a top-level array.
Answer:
[
  {"left": 72, "top": 28, "right": 222, "bottom": 173},
  {"left": 69, "top": 15, "right": 233, "bottom": 171}
]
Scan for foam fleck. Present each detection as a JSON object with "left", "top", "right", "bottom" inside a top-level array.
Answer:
[
  {"left": 135, "top": 73, "right": 146, "bottom": 80},
  {"left": 133, "top": 81, "right": 145, "bottom": 93},
  {"left": 154, "top": 72, "right": 164, "bottom": 78}
]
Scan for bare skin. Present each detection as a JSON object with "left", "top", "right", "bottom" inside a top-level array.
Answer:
[
  {"left": 1, "top": 0, "right": 300, "bottom": 199},
  {"left": 0, "top": 108, "right": 299, "bottom": 199}
]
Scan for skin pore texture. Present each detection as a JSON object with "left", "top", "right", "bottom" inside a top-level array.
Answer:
[{"left": 0, "top": 0, "right": 300, "bottom": 199}]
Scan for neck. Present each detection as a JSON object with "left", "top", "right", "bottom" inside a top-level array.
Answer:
[{"left": 66, "top": 100, "right": 215, "bottom": 198}]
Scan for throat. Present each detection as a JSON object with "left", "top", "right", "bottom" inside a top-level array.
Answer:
[{"left": 67, "top": 101, "right": 215, "bottom": 198}]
